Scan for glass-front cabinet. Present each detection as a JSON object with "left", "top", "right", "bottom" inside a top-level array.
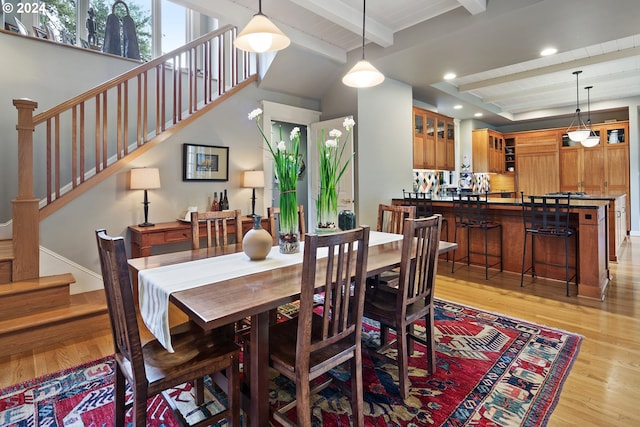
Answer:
[{"left": 412, "top": 107, "right": 454, "bottom": 170}]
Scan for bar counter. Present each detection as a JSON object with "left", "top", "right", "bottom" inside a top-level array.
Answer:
[{"left": 393, "top": 196, "right": 610, "bottom": 301}]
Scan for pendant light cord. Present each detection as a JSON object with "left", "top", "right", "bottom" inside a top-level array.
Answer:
[{"left": 361, "top": 0, "right": 366, "bottom": 60}]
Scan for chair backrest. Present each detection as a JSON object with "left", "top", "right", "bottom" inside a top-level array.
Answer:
[
  {"left": 403, "top": 189, "right": 434, "bottom": 218},
  {"left": 397, "top": 215, "right": 442, "bottom": 314},
  {"left": 521, "top": 192, "right": 573, "bottom": 234},
  {"left": 95, "top": 229, "right": 146, "bottom": 383},
  {"left": 267, "top": 205, "right": 306, "bottom": 245},
  {"left": 377, "top": 204, "right": 416, "bottom": 234},
  {"left": 452, "top": 192, "right": 490, "bottom": 225},
  {"left": 191, "top": 209, "right": 242, "bottom": 249},
  {"left": 297, "top": 226, "right": 370, "bottom": 359}
]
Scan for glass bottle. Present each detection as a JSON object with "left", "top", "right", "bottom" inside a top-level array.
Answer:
[
  {"left": 211, "top": 192, "right": 220, "bottom": 211},
  {"left": 221, "top": 189, "right": 229, "bottom": 210}
]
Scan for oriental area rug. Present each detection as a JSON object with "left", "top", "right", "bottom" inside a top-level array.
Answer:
[{"left": 0, "top": 299, "right": 581, "bottom": 427}]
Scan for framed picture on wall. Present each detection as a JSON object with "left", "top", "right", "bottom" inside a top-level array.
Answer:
[{"left": 182, "top": 143, "right": 229, "bottom": 181}]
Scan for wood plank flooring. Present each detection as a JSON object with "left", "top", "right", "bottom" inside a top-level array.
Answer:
[{"left": 1, "top": 237, "right": 638, "bottom": 426}]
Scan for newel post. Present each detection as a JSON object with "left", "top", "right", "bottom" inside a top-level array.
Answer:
[{"left": 12, "top": 98, "right": 40, "bottom": 280}]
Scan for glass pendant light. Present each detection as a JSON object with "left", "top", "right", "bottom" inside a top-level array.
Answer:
[
  {"left": 342, "top": 0, "right": 384, "bottom": 88},
  {"left": 581, "top": 85, "right": 600, "bottom": 148},
  {"left": 234, "top": 0, "right": 290, "bottom": 53},
  {"left": 566, "top": 70, "right": 590, "bottom": 143}
]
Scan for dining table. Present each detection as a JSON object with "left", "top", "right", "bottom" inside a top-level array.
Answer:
[{"left": 128, "top": 230, "right": 457, "bottom": 427}]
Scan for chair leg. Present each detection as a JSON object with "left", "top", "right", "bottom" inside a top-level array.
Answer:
[
  {"left": 521, "top": 232, "right": 528, "bottom": 287},
  {"left": 396, "top": 324, "right": 410, "bottom": 400},
  {"left": 425, "top": 310, "right": 436, "bottom": 375},
  {"left": 499, "top": 225, "right": 503, "bottom": 272},
  {"left": 296, "top": 371, "right": 312, "bottom": 425},
  {"left": 484, "top": 227, "right": 489, "bottom": 280},
  {"left": 565, "top": 236, "right": 570, "bottom": 297},
  {"left": 466, "top": 227, "right": 471, "bottom": 267},
  {"left": 114, "top": 368, "right": 126, "bottom": 427},
  {"left": 451, "top": 226, "right": 458, "bottom": 273},
  {"left": 134, "top": 389, "right": 148, "bottom": 427},
  {"left": 194, "top": 378, "right": 205, "bottom": 406},
  {"left": 351, "top": 352, "right": 365, "bottom": 427}
]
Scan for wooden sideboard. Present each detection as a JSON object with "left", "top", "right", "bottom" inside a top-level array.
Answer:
[{"left": 128, "top": 217, "right": 271, "bottom": 258}]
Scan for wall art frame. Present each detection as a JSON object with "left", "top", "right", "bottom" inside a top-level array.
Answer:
[{"left": 182, "top": 143, "right": 229, "bottom": 181}]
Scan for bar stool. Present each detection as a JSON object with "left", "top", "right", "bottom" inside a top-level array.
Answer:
[
  {"left": 403, "top": 189, "right": 449, "bottom": 260},
  {"left": 520, "top": 192, "right": 577, "bottom": 296},
  {"left": 451, "top": 192, "right": 503, "bottom": 280}
]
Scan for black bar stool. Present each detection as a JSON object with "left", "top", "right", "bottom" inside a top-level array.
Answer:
[
  {"left": 520, "top": 192, "right": 577, "bottom": 296},
  {"left": 403, "top": 189, "right": 449, "bottom": 260},
  {"left": 451, "top": 192, "right": 503, "bottom": 280}
]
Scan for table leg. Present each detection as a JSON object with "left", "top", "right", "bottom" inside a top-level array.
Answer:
[{"left": 249, "top": 311, "right": 270, "bottom": 427}]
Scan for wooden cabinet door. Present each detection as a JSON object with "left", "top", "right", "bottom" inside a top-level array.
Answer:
[
  {"left": 446, "top": 120, "right": 455, "bottom": 170},
  {"left": 516, "top": 146, "right": 559, "bottom": 196},
  {"left": 605, "top": 144, "right": 629, "bottom": 193},
  {"left": 472, "top": 129, "right": 489, "bottom": 172},
  {"left": 582, "top": 146, "right": 605, "bottom": 194},
  {"left": 559, "top": 148, "right": 582, "bottom": 192}
]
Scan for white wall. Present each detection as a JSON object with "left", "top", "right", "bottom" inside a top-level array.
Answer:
[
  {"left": 0, "top": 32, "right": 142, "bottom": 221},
  {"left": 355, "top": 78, "right": 413, "bottom": 228}
]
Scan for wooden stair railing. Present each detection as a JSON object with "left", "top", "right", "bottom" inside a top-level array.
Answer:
[{"left": 12, "top": 25, "right": 257, "bottom": 281}]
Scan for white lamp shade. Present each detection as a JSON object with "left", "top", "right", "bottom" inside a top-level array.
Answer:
[
  {"left": 581, "top": 135, "right": 600, "bottom": 148},
  {"left": 567, "top": 129, "right": 590, "bottom": 142},
  {"left": 243, "top": 170, "right": 265, "bottom": 188},
  {"left": 130, "top": 168, "right": 161, "bottom": 190},
  {"left": 234, "top": 14, "right": 290, "bottom": 53},
  {"left": 342, "top": 59, "right": 385, "bottom": 88}
]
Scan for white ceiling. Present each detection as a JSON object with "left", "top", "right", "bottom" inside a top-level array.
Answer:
[{"left": 181, "top": 0, "right": 640, "bottom": 127}]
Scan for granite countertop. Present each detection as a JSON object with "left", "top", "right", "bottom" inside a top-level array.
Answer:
[{"left": 394, "top": 194, "right": 612, "bottom": 209}]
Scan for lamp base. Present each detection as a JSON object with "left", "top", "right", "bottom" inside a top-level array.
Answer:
[{"left": 138, "top": 222, "right": 155, "bottom": 227}]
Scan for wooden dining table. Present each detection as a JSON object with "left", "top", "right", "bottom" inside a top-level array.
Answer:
[{"left": 128, "top": 232, "right": 457, "bottom": 427}]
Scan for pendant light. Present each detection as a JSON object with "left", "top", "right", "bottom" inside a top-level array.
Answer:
[
  {"left": 234, "top": 0, "right": 290, "bottom": 53},
  {"left": 581, "top": 85, "right": 600, "bottom": 148},
  {"left": 342, "top": 0, "right": 385, "bottom": 88},
  {"left": 566, "top": 71, "right": 590, "bottom": 143}
]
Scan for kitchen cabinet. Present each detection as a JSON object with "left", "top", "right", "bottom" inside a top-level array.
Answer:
[
  {"left": 413, "top": 107, "right": 435, "bottom": 169},
  {"left": 413, "top": 107, "right": 454, "bottom": 170},
  {"left": 504, "top": 135, "right": 516, "bottom": 173},
  {"left": 559, "top": 140, "right": 604, "bottom": 194},
  {"left": 472, "top": 129, "right": 504, "bottom": 173},
  {"left": 514, "top": 131, "right": 560, "bottom": 195}
]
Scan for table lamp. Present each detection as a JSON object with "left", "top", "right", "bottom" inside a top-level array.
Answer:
[
  {"left": 130, "top": 167, "right": 161, "bottom": 227},
  {"left": 243, "top": 170, "right": 264, "bottom": 217}
]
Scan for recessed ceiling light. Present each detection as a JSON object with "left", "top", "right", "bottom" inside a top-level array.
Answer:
[
  {"left": 540, "top": 47, "right": 557, "bottom": 56},
  {"left": 453, "top": 105, "right": 463, "bottom": 109},
  {"left": 474, "top": 112, "right": 483, "bottom": 117},
  {"left": 443, "top": 72, "right": 456, "bottom": 80}
]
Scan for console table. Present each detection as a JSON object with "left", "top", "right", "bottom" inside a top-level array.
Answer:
[{"left": 128, "top": 217, "right": 271, "bottom": 258}]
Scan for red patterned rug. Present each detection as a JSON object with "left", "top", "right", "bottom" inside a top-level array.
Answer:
[{"left": 0, "top": 299, "right": 581, "bottom": 426}]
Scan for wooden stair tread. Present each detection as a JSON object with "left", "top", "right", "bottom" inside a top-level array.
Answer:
[
  {"left": 0, "top": 273, "right": 75, "bottom": 296},
  {"left": 0, "top": 302, "right": 108, "bottom": 335}
]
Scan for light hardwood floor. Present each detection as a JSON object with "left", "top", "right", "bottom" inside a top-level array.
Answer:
[{"left": 1, "top": 237, "right": 638, "bottom": 426}]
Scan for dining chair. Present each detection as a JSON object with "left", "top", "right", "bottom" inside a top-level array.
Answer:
[
  {"left": 363, "top": 215, "right": 442, "bottom": 400},
  {"left": 247, "top": 226, "right": 370, "bottom": 426},
  {"left": 520, "top": 192, "right": 577, "bottom": 296},
  {"left": 451, "top": 192, "right": 503, "bottom": 280},
  {"left": 370, "top": 204, "right": 416, "bottom": 289},
  {"left": 190, "top": 209, "right": 243, "bottom": 249},
  {"left": 95, "top": 229, "right": 240, "bottom": 427},
  {"left": 267, "top": 205, "right": 306, "bottom": 245},
  {"left": 403, "top": 189, "right": 449, "bottom": 259}
]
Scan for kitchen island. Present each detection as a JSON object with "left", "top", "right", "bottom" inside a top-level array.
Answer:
[{"left": 393, "top": 195, "right": 611, "bottom": 300}]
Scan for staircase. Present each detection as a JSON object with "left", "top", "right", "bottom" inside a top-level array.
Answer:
[{"left": 4, "top": 25, "right": 257, "bottom": 356}]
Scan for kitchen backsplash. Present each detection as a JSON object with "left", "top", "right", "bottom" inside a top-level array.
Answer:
[{"left": 412, "top": 170, "right": 490, "bottom": 193}]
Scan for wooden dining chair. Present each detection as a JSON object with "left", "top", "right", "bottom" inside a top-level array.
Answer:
[
  {"left": 376, "top": 203, "right": 416, "bottom": 234},
  {"left": 267, "top": 205, "right": 306, "bottom": 245},
  {"left": 247, "top": 226, "right": 370, "bottom": 426},
  {"left": 190, "top": 209, "right": 243, "bottom": 249},
  {"left": 371, "top": 204, "right": 416, "bottom": 288},
  {"left": 95, "top": 229, "right": 240, "bottom": 427},
  {"left": 363, "top": 215, "right": 442, "bottom": 400}
]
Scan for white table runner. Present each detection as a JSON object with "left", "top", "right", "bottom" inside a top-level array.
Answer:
[{"left": 138, "top": 231, "right": 403, "bottom": 352}]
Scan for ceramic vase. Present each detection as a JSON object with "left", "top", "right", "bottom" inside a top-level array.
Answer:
[{"left": 242, "top": 216, "right": 272, "bottom": 260}]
